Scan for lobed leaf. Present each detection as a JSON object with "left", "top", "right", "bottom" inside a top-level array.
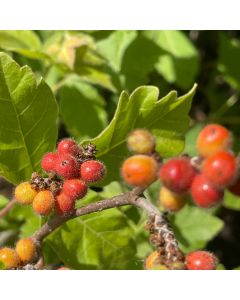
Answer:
[{"left": 0, "top": 52, "right": 58, "bottom": 184}]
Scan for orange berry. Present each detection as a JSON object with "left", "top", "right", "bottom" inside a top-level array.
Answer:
[
  {"left": 14, "top": 182, "right": 37, "bottom": 205},
  {"left": 196, "top": 124, "right": 232, "bottom": 157},
  {"left": 16, "top": 238, "right": 36, "bottom": 264},
  {"left": 159, "top": 186, "right": 187, "bottom": 212},
  {"left": 127, "top": 129, "right": 156, "bottom": 154},
  {"left": 121, "top": 155, "right": 158, "bottom": 187},
  {"left": 32, "top": 190, "right": 55, "bottom": 216},
  {"left": 145, "top": 251, "right": 168, "bottom": 270},
  {"left": 0, "top": 247, "right": 20, "bottom": 269}
]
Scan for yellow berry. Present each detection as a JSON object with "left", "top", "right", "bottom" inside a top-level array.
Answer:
[
  {"left": 16, "top": 238, "right": 36, "bottom": 264},
  {"left": 0, "top": 247, "right": 20, "bottom": 269},
  {"left": 159, "top": 186, "right": 187, "bottom": 212},
  {"left": 127, "top": 129, "right": 156, "bottom": 154},
  {"left": 32, "top": 190, "right": 55, "bottom": 216},
  {"left": 145, "top": 251, "right": 168, "bottom": 270},
  {"left": 15, "top": 182, "right": 37, "bottom": 205}
]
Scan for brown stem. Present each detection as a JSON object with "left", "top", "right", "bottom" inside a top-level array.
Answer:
[{"left": 0, "top": 198, "right": 17, "bottom": 218}]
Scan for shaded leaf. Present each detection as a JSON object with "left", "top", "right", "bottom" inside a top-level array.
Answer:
[
  {"left": 170, "top": 205, "right": 224, "bottom": 253},
  {"left": 144, "top": 31, "right": 199, "bottom": 89},
  {"left": 59, "top": 76, "right": 107, "bottom": 140}
]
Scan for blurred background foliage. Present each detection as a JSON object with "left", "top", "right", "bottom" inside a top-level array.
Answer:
[{"left": 0, "top": 30, "right": 240, "bottom": 270}]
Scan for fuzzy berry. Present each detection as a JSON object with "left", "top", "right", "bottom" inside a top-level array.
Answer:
[
  {"left": 57, "top": 138, "right": 79, "bottom": 156},
  {"left": 0, "top": 247, "right": 20, "bottom": 269},
  {"left": 55, "top": 153, "right": 79, "bottom": 179},
  {"left": 16, "top": 238, "right": 36, "bottom": 264},
  {"left": 15, "top": 182, "right": 37, "bottom": 205},
  {"left": 159, "top": 157, "right": 196, "bottom": 193},
  {"left": 32, "top": 190, "right": 55, "bottom": 216},
  {"left": 80, "top": 160, "right": 106, "bottom": 183},
  {"left": 191, "top": 174, "right": 224, "bottom": 208},
  {"left": 159, "top": 186, "right": 187, "bottom": 212},
  {"left": 202, "top": 151, "right": 237, "bottom": 188},
  {"left": 41, "top": 152, "right": 58, "bottom": 172},
  {"left": 228, "top": 177, "right": 240, "bottom": 196},
  {"left": 56, "top": 192, "right": 75, "bottom": 215},
  {"left": 196, "top": 124, "right": 232, "bottom": 157},
  {"left": 121, "top": 155, "right": 158, "bottom": 187},
  {"left": 127, "top": 129, "right": 156, "bottom": 154},
  {"left": 145, "top": 251, "right": 168, "bottom": 270},
  {"left": 186, "top": 251, "right": 218, "bottom": 270},
  {"left": 63, "top": 179, "right": 88, "bottom": 201}
]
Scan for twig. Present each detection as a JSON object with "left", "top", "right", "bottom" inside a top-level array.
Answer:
[
  {"left": 0, "top": 198, "right": 17, "bottom": 218},
  {"left": 32, "top": 185, "right": 184, "bottom": 268}
]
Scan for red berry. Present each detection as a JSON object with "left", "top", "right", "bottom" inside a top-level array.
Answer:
[
  {"left": 186, "top": 251, "right": 218, "bottom": 270},
  {"left": 191, "top": 174, "right": 224, "bottom": 208},
  {"left": 55, "top": 192, "right": 75, "bottom": 215},
  {"left": 63, "top": 179, "right": 88, "bottom": 201},
  {"left": 55, "top": 154, "right": 79, "bottom": 179},
  {"left": 57, "top": 139, "right": 79, "bottom": 156},
  {"left": 159, "top": 157, "right": 196, "bottom": 193},
  {"left": 196, "top": 124, "right": 232, "bottom": 157},
  {"left": 41, "top": 152, "right": 58, "bottom": 172},
  {"left": 228, "top": 177, "right": 240, "bottom": 196},
  {"left": 202, "top": 151, "right": 237, "bottom": 188},
  {"left": 121, "top": 155, "right": 158, "bottom": 187},
  {"left": 80, "top": 160, "right": 106, "bottom": 183}
]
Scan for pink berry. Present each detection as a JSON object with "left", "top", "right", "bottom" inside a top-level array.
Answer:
[
  {"left": 159, "top": 157, "right": 196, "bottom": 193},
  {"left": 186, "top": 251, "right": 218, "bottom": 270},
  {"left": 55, "top": 154, "right": 79, "bottom": 179},
  {"left": 62, "top": 179, "right": 88, "bottom": 201},
  {"left": 57, "top": 139, "right": 79, "bottom": 156},
  {"left": 80, "top": 160, "right": 106, "bottom": 183},
  {"left": 191, "top": 174, "right": 224, "bottom": 208},
  {"left": 41, "top": 152, "right": 58, "bottom": 172}
]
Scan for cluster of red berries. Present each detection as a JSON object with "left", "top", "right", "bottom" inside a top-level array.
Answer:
[
  {"left": 145, "top": 250, "right": 218, "bottom": 270},
  {"left": 121, "top": 125, "right": 240, "bottom": 270},
  {"left": 14, "top": 138, "right": 106, "bottom": 216},
  {"left": 122, "top": 124, "right": 240, "bottom": 211}
]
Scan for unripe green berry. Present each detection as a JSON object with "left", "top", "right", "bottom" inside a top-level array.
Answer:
[{"left": 127, "top": 129, "right": 155, "bottom": 154}]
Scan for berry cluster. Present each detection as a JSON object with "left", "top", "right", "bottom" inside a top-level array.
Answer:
[
  {"left": 122, "top": 124, "right": 240, "bottom": 212},
  {"left": 145, "top": 250, "right": 218, "bottom": 270},
  {"left": 121, "top": 124, "right": 240, "bottom": 269},
  {"left": 14, "top": 138, "right": 106, "bottom": 216},
  {"left": 0, "top": 238, "right": 36, "bottom": 269}
]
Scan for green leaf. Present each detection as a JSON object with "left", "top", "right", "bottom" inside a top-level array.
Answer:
[
  {"left": 170, "top": 205, "right": 224, "bottom": 253},
  {"left": 59, "top": 76, "right": 107, "bottom": 140},
  {"left": 0, "top": 52, "right": 58, "bottom": 184},
  {"left": 0, "top": 261, "right": 5, "bottom": 270},
  {"left": 87, "top": 84, "right": 197, "bottom": 185},
  {"left": 218, "top": 33, "right": 240, "bottom": 90},
  {"left": 223, "top": 190, "right": 240, "bottom": 211},
  {"left": 120, "top": 35, "right": 162, "bottom": 91},
  {"left": 144, "top": 31, "right": 199, "bottom": 89},
  {"left": 184, "top": 123, "right": 204, "bottom": 156},
  {"left": 0, "top": 195, "right": 8, "bottom": 209},
  {"left": 8, "top": 204, "right": 41, "bottom": 237},
  {"left": 0, "top": 31, "right": 46, "bottom": 60},
  {"left": 96, "top": 30, "right": 137, "bottom": 72},
  {"left": 47, "top": 207, "right": 137, "bottom": 270}
]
